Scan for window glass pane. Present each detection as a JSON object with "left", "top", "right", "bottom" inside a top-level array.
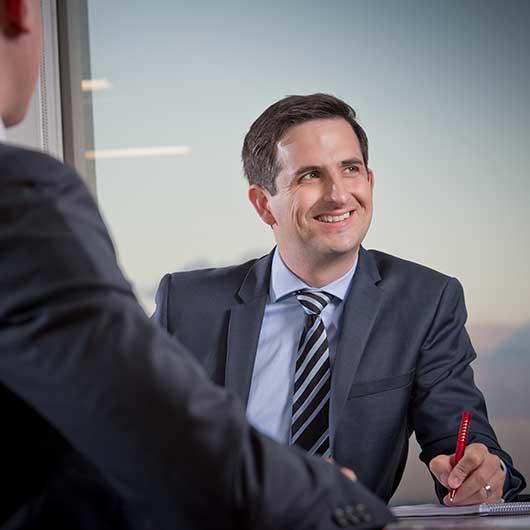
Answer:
[{"left": 74, "top": 0, "right": 530, "bottom": 503}]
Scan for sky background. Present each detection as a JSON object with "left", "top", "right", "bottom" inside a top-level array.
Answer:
[
  {"left": 86, "top": 0, "right": 530, "bottom": 327},
  {"left": 84, "top": 0, "right": 530, "bottom": 501}
]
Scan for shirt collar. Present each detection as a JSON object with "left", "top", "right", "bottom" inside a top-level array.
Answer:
[
  {"left": 269, "top": 248, "right": 358, "bottom": 303},
  {"left": 0, "top": 119, "right": 6, "bottom": 142}
]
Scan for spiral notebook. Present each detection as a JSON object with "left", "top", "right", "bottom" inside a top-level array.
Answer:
[{"left": 392, "top": 502, "right": 530, "bottom": 518}]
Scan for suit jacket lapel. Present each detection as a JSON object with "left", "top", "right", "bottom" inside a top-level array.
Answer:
[
  {"left": 225, "top": 251, "right": 273, "bottom": 407},
  {"left": 331, "top": 247, "right": 383, "bottom": 441}
]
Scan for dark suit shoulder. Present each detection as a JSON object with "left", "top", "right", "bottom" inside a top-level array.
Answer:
[
  {"left": 366, "top": 248, "right": 454, "bottom": 287},
  {"left": 363, "top": 248, "right": 469, "bottom": 316},
  {"left": 1, "top": 143, "right": 130, "bottom": 321},
  {"left": 166, "top": 257, "right": 263, "bottom": 301},
  {"left": 0, "top": 142, "right": 77, "bottom": 189}
]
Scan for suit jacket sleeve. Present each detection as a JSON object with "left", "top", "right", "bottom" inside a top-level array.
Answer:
[
  {"left": 411, "top": 276, "right": 525, "bottom": 501},
  {"left": 0, "top": 145, "right": 393, "bottom": 530},
  {"left": 152, "top": 273, "right": 170, "bottom": 329}
]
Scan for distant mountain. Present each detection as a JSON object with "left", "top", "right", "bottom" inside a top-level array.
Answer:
[
  {"left": 468, "top": 323, "right": 518, "bottom": 356},
  {"left": 473, "top": 322, "right": 530, "bottom": 417},
  {"left": 487, "top": 322, "right": 530, "bottom": 361}
]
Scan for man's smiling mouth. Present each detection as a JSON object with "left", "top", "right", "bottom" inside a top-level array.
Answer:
[{"left": 316, "top": 211, "right": 351, "bottom": 223}]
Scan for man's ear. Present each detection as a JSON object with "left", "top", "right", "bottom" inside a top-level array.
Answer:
[
  {"left": 3, "top": 0, "right": 30, "bottom": 34},
  {"left": 367, "top": 168, "right": 375, "bottom": 190},
  {"left": 248, "top": 185, "right": 276, "bottom": 226}
]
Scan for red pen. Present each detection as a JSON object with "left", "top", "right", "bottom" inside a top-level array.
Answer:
[{"left": 449, "top": 411, "right": 472, "bottom": 502}]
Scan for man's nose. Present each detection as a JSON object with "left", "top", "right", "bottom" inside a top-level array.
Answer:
[{"left": 326, "top": 174, "right": 348, "bottom": 204}]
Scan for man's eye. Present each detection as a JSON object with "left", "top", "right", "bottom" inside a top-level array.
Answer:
[
  {"left": 344, "top": 165, "right": 360, "bottom": 174},
  {"left": 301, "top": 172, "right": 318, "bottom": 181}
]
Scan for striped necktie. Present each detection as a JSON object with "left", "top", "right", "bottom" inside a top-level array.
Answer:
[{"left": 290, "top": 290, "right": 332, "bottom": 457}]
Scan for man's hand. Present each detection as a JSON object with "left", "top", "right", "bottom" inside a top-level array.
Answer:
[
  {"left": 339, "top": 466, "right": 357, "bottom": 482},
  {"left": 325, "top": 456, "right": 357, "bottom": 481},
  {"left": 429, "top": 443, "right": 505, "bottom": 505}
]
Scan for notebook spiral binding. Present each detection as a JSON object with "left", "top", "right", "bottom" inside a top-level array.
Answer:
[{"left": 482, "top": 502, "right": 530, "bottom": 515}]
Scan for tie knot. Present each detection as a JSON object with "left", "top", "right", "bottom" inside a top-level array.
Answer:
[{"left": 295, "top": 290, "right": 331, "bottom": 316}]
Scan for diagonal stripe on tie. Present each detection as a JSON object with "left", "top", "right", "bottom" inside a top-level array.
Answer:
[
  {"left": 292, "top": 377, "right": 331, "bottom": 437},
  {"left": 308, "top": 428, "right": 331, "bottom": 456},
  {"left": 297, "top": 292, "right": 331, "bottom": 314},
  {"left": 294, "top": 331, "right": 328, "bottom": 394},
  {"left": 292, "top": 361, "right": 330, "bottom": 416},
  {"left": 296, "top": 318, "right": 324, "bottom": 362},
  {"left": 290, "top": 290, "right": 332, "bottom": 456},
  {"left": 291, "top": 394, "right": 331, "bottom": 447}
]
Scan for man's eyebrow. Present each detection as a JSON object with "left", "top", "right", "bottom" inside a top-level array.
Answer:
[
  {"left": 294, "top": 165, "right": 321, "bottom": 177},
  {"left": 340, "top": 157, "right": 364, "bottom": 166},
  {"left": 293, "top": 157, "right": 364, "bottom": 177}
]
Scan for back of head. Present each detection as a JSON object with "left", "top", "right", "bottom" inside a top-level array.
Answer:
[
  {"left": 242, "top": 93, "right": 369, "bottom": 194},
  {"left": 0, "top": 0, "right": 42, "bottom": 128}
]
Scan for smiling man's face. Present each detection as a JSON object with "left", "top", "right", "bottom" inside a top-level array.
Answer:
[{"left": 249, "top": 117, "right": 374, "bottom": 282}]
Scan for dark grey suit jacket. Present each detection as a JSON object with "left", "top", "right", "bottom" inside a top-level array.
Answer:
[
  {"left": 154, "top": 248, "right": 526, "bottom": 503},
  {"left": 0, "top": 143, "right": 393, "bottom": 530}
]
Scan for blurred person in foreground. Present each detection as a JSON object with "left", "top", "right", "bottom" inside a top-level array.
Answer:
[{"left": 0, "top": 1, "right": 394, "bottom": 529}]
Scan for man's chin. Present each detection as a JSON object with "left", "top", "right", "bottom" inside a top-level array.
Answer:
[
  {"left": 3, "top": 106, "right": 28, "bottom": 128},
  {"left": 310, "top": 243, "right": 360, "bottom": 262}
]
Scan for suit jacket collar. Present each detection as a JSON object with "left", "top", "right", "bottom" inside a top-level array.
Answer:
[
  {"left": 330, "top": 247, "right": 383, "bottom": 442},
  {"left": 356, "top": 246, "right": 381, "bottom": 284},
  {"left": 237, "top": 247, "right": 368, "bottom": 302},
  {"left": 236, "top": 250, "right": 274, "bottom": 303},
  {"left": 225, "top": 250, "right": 274, "bottom": 405}
]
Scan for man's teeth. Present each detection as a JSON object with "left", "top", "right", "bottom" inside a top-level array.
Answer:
[{"left": 317, "top": 212, "right": 351, "bottom": 223}]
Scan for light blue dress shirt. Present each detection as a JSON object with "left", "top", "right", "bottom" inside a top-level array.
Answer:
[
  {"left": 0, "top": 119, "right": 6, "bottom": 141},
  {"left": 246, "top": 249, "right": 358, "bottom": 443}
]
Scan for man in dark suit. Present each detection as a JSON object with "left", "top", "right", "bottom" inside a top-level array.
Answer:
[
  {"left": 0, "top": 2, "right": 394, "bottom": 529},
  {"left": 154, "top": 93, "right": 526, "bottom": 506}
]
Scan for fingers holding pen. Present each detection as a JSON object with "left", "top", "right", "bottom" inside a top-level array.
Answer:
[
  {"left": 430, "top": 444, "right": 506, "bottom": 505},
  {"left": 429, "top": 453, "right": 453, "bottom": 489},
  {"left": 443, "top": 465, "right": 505, "bottom": 505}
]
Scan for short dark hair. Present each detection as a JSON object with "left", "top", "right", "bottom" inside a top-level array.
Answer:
[{"left": 242, "top": 93, "right": 369, "bottom": 194}]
